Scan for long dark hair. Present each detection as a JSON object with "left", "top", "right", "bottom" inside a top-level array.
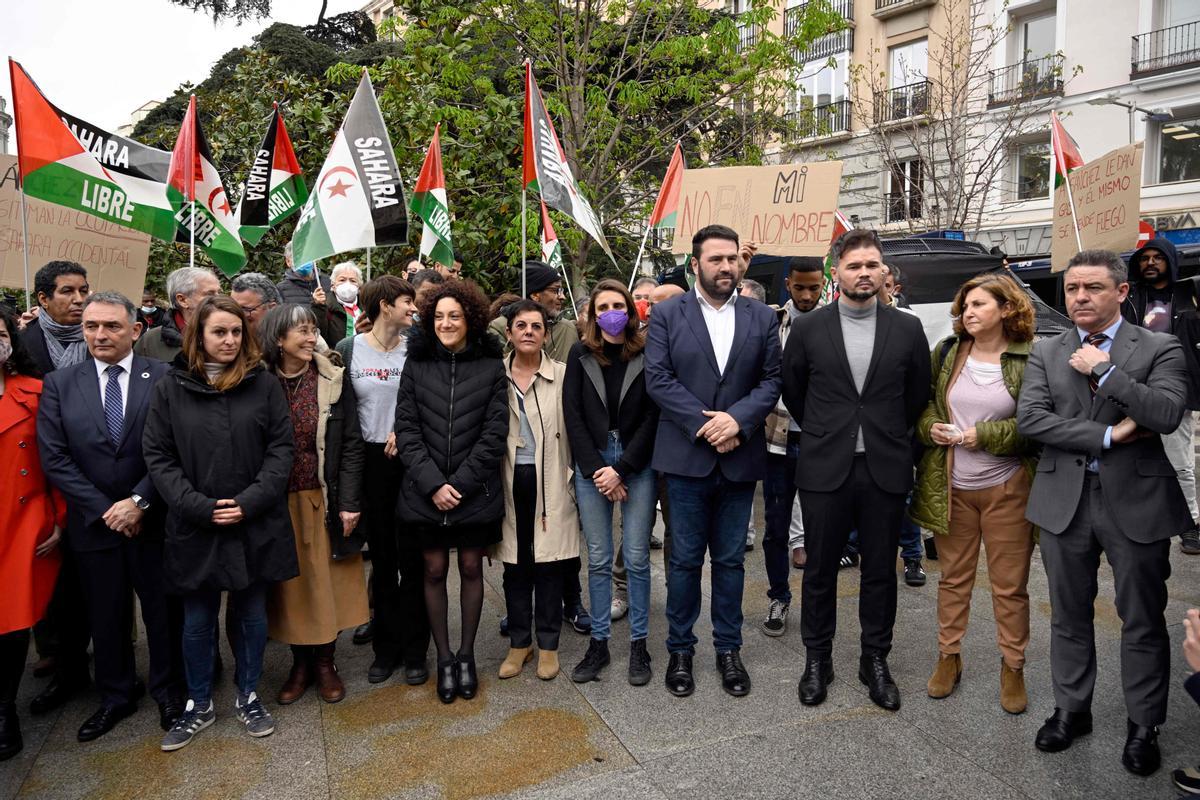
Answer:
[
  {"left": 582, "top": 279, "right": 645, "bottom": 365},
  {"left": 0, "top": 306, "right": 42, "bottom": 378},
  {"left": 182, "top": 296, "right": 262, "bottom": 391}
]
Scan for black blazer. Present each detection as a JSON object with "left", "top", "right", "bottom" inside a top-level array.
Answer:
[
  {"left": 782, "top": 301, "right": 931, "bottom": 494},
  {"left": 562, "top": 342, "right": 659, "bottom": 479},
  {"left": 19, "top": 317, "right": 54, "bottom": 376},
  {"left": 37, "top": 354, "right": 170, "bottom": 552}
]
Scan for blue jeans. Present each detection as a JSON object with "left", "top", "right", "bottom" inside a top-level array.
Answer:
[
  {"left": 575, "top": 432, "right": 657, "bottom": 641},
  {"left": 665, "top": 469, "right": 756, "bottom": 654},
  {"left": 762, "top": 445, "right": 801, "bottom": 605},
  {"left": 181, "top": 583, "right": 268, "bottom": 706}
]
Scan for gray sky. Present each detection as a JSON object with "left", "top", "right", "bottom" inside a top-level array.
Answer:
[{"left": 2, "top": 0, "right": 364, "bottom": 140}]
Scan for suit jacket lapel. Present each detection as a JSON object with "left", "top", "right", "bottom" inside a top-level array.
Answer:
[
  {"left": 681, "top": 291, "right": 721, "bottom": 377},
  {"left": 861, "top": 304, "right": 894, "bottom": 396},
  {"left": 76, "top": 361, "right": 110, "bottom": 444},
  {"left": 722, "top": 302, "right": 752, "bottom": 376},
  {"left": 119, "top": 357, "right": 152, "bottom": 448},
  {"left": 1091, "top": 322, "right": 1139, "bottom": 420},
  {"left": 823, "top": 304, "right": 856, "bottom": 391}
]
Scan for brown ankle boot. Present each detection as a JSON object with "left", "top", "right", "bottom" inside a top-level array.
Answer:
[
  {"left": 277, "top": 646, "right": 313, "bottom": 705},
  {"left": 536, "top": 649, "right": 560, "bottom": 680},
  {"left": 499, "top": 646, "right": 534, "bottom": 679},
  {"left": 999, "top": 660, "right": 1026, "bottom": 714},
  {"left": 314, "top": 643, "right": 346, "bottom": 703},
  {"left": 926, "top": 652, "right": 962, "bottom": 699}
]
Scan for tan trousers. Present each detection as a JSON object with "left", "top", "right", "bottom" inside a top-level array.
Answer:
[{"left": 936, "top": 469, "right": 1035, "bottom": 669}]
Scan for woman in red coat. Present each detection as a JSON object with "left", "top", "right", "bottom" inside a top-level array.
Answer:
[{"left": 0, "top": 304, "right": 64, "bottom": 761}]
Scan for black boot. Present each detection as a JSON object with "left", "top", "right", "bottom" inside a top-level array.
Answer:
[
  {"left": 436, "top": 659, "right": 457, "bottom": 704},
  {"left": 0, "top": 702, "right": 21, "bottom": 761},
  {"left": 455, "top": 653, "right": 478, "bottom": 700}
]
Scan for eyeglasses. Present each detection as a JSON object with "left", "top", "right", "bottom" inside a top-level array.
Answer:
[
  {"left": 1139, "top": 254, "right": 1165, "bottom": 263},
  {"left": 239, "top": 302, "right": 265, "bottom": 315}
]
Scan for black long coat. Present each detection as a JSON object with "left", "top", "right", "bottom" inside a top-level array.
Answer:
[
  {"left": 393, "top": 328, "right": 508, "bottom": 528},
  {"left": 142, "top": 359, "right": 299, "bottom": 593}
]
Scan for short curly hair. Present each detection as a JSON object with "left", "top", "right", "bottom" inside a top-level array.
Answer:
[
  {"left": 950, "top": 272, "right": 1035, "bottom": 344},
  {"left": 418, "top": 279, "right": 492, "bottom": 344}
]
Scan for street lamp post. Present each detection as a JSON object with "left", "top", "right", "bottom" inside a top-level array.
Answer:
[{"left": 1086, "top": 93, "right": 1173, "bottom": 144}]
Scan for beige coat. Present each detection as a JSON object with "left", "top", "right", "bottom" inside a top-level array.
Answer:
[{"left": 493, "top": 353, "right": 581, "bottom": 564}]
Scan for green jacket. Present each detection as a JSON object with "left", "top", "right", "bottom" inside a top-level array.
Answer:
[
  {"left": 488, "top": 313, "right": 578, "bottom": 363},
  {"left": 909, "top": 336, "right": 1038, "bottom": 535}
]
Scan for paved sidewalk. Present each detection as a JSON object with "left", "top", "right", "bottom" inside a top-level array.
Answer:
[{"left": 4, "top": 504, "right": 1200, "bottom": 800}]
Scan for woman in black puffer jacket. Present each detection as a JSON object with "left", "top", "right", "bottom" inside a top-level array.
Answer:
[{"left": 394, "top": 280, "right": 507, "bottom": 704}]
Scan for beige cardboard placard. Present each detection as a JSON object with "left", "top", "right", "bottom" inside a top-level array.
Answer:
[
  {"left": 1051, "top": 143, "right": 1143, "bottom": 273},
  {"left": 671, "top": 162, "right": 844, "bottom": 257},
  {"left": 0, "top": 155, "right": 152, "bottom": 301}
]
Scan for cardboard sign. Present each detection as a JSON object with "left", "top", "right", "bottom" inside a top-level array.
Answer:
[
  {"left": 671, "top": 162, "right": 844, "bottom": 257},
  {"left": 0, "top": 155, "right": 152, "bottom": 301},
  {"left": 1050, "top": 143, "right": 1143, "bottom": 272}
]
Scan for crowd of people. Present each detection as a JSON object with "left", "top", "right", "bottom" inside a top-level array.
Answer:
[{"left": 2, "top": 224, "right": 1199, "bottom": 789}]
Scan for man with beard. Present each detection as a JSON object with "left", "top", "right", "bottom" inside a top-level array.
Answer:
[
  {"left": 645, "top": 224, "right": 782, "bottom": 698},
  {"left": 783, "top": 228, "right": 930, "bottom": 711},
  {"left": 1120, "top": 237, "right": 1200, "bottom": 553}
]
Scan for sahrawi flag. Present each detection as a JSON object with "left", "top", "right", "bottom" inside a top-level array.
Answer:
[
  {"left": 523, "top": 62, "right": 614, "bottom": 264},
  {"left": 236, "top": 104, "right": 308, "bottom": 245},
  {"left": 823, "top": 209, "right": 851, "bottom": 303},
  {"left": 409, "top": 123, "right": 454, "bottom": 269},
  {"left": 293, "top": 70, "right": 407, "bottom": 265},
  {"left": 539, "top": 199, "right": 563, "bottom": 270},
  {"left": 167, "top": 95, "right": 247, "bottom": 275},
  {"left": 648, "top": 142, "right": 685, "bottom": 230},
  {"left": 8, "top": 58, "right": 178, "bottom": 241},
  {"left": 1050, "top": 111, "right": 1084, "bottom": 189}
]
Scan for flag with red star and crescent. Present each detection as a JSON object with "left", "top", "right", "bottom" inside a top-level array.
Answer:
[
  {"left": 292, "top": 70, "right": 407, "bottom": 265},
  {"left": 167, "top": 94, "right": 246, "bottom": 275}
]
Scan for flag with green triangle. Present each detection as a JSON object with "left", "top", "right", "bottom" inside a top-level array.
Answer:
[
  {"left": 409, "top": 123, "right": 454, "bottom": 269},
  {"left": 236, "top": 104, "right": 308, "bottom": 245},
  {"left": 1050, "top": 111, "right": 1084, "bottom": 189},
  {"left": 649, "top": 142, "right": 685, "bottom": 230},
  {"left": 539, "top": 199, "right": 563, "bottom": 271}
]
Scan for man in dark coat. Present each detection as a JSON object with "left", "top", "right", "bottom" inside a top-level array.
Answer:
[
  {"left": 134, "top": 266, "right": 220, "bottom": 363},
  {"left": 276, "top": 241, "right": 349, "bottom": 347},
  {"left": 1121, "top": 236, "right": 1200, "bottom": 551},
  {"left": 38, "top": 292, "right": 184, "bottom": 741}
]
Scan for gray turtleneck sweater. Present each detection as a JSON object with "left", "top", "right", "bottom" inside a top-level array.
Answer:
[{"left": 838, "top": 300, "right": 877, "bottom": 453}]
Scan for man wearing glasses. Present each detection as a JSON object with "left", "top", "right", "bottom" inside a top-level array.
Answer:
[
  {"left": 1122, "top": 237, "right": 1200, "bottom": 554},
  {"left": 230, "top": 273, "right": 282, "bottom": 333}
]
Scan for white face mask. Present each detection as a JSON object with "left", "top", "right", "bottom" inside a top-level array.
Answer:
[
  {"left": 334, "top": 283, "right": 359, "bottom": 305},
  {"left": 0, "top": 338, "right": 11, "bottom": 366}
]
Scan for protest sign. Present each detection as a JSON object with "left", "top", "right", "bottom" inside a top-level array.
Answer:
[
  {"left": 1051, "top": 143, "right": 1143, "bottom": 272},
  {"left": 0, "top": 155, "right": 151, "bottom": 301},
  {"left": 671, "top": 162, "right": 844, "bottom": 257}
]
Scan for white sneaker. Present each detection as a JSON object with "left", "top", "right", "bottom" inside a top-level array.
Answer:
[{"left": 610, "top": 595, "right": 629, "bottom": 622}]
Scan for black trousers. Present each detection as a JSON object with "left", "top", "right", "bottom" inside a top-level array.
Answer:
[
  {"left": 504, "top": 465, "right": 564, "bottom": 650},
  {"left": 33, "top": 544, "right": 91, "bottom": 684},
  {"left": 363, "top": 443, "right": 430, "bottom": 666},
  {"left": 799, "top": 455, "right": 906, "bottom": 659},
  {"left": 0, "top": 629, "right": 30, "bottom": 704},
  {"left": 76, "top": 537, "right": 184, "bottom": 707}
]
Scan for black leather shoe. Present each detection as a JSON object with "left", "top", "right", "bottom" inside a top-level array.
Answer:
[
  {"left": 716, "top": 650, "right": 751, "bottom": 697},
  {"left": 455, "top": 655, "right": 478, "bottom": 700},
  {"left": 435, "top": 660, "right": 457, "bottom": 704},
  {"left": 404, "top": 661, "right": 429, "bottom": 686},
  {"left": 77, "top": 703, "right": 137, "bottom": 742},
  {"left": 352, "top": 620, "right": 374, "bottom": 645},
  {"left": 367, "top": 657, "right": 396, "bottom": 684},
  {"left": 1122, "top": 719, "right": 1161, "bottom": 776},
  {"left": 858, "top": 654, "right": 901, "bottom": 711},
  {"left": 30, "top": 675, "right": 86, "bottom": 716},
  {"left": 158, "top": 698, "right": 184, "bottom": 732},
  {"left": 1034, "top": 708, "right": 1093, "bottom": 753},
  {"left": 664, "top": 652, "right": 694, "bottom": 697},
  {"left": 799, "top": 656, "right": 834, "bottom": 706},
  {"left": 0, "top": 702, "right": 22, "bottom": 761}
]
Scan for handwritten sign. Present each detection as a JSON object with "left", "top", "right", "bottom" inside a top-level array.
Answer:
[
  {"left": 0, "top": 155, "right": 151, "bottom": 300},
  {"left": 671, "top": 162, "right": 844, "bottom": 257},
  {"left": 1051, "top": 143, "right": 1143, "bottom": 273}
]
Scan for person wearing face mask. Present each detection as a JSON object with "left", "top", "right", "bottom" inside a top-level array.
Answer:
[
  {"left": 564, "top": 280, "right": 660, "bottom": 686},
  {"left": 138, "top": 291, "right": 166, "bottom": 331},
  {"left": 143, "top": 296, "right": 298, "bottom": 751},
  {"left": 329, "top": 262, "right": 364, "bottom": 341},
  {"left": 135, "top": 267, "right": 221, "bottom": 363},
  {"left": 275, "top": 242, "right": 350, "bottom": 347},
  {"left": 494, "top": 301, "right": 579, "bottom": 681},
  {"left": 259, "top": 305, "right": 367, "bottom": 706}
]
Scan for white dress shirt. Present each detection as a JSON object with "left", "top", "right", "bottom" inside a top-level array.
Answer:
[
  {"left": 695, "top": 286, "right": 737, "bottom": 374},
  {"left": 94, "top": 351, "right": 134, "bottom": 416}
]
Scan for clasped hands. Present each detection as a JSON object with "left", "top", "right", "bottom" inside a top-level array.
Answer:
[
  {"left": 593, "top": 466, "right": 626, "bottom": 502},
  {"left": 103, "top": 498, "right": 144, "bottom": 537},
  {"left": 698, "top": 410, "right": 741, "bottom": 454}
]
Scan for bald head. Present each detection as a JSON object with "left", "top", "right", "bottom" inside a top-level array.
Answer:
[{"left": 650, "top": 283, "right": 685, "bottom": 305}]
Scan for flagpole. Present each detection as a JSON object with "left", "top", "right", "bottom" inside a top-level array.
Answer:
[
  {"left": 561, "top": 264, "right": 578, "bottom": 321},
  {"left": 366, "top": 247, "right": 372, "bottom": 281},
  {"left": 189, "top": 200, "right": 195, "bottom": 269},
  {"left": 520, "top": 187, "right": 528, "bottom": 297},
  {"left": 18, "top": 187, "right": 31, "bottom": 308},
  {"left": 628, "top": 223, "right": 653, "bottom": 291},
  {"left": 1052, "top": 113, "right": 1084, "bottom": 253},
  {"left": 1062, "top": 167, "right": 1084, "bottom": 253}
]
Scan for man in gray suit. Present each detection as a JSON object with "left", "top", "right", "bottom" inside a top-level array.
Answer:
[{"left": 1018, "top": 249, "right": 1191, "bottom": 777}]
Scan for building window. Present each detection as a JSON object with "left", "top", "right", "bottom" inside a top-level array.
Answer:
[
  {"left": 1159, "top": 117, "right": 1200, "bottom": 183},
  {"left": 1014, "top": 141, "right": 1051, "bottom": 200},
  {"left": 889, "top": 38, "right": 927, "bottom": 88},
  {"left": 886, "top": 159, "right": 923, "bottom": 222}
]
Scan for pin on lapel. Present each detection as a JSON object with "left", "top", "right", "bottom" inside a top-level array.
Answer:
[{"left": 141, "top": 372, "right": 150, "bottom": 379}]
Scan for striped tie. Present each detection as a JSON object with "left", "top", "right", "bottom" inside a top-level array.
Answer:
[
  {"left": 1085, "top": 332, "right": 1109, "bottom": 394},
  {"left": 104, "top": 365, "right": 124, "bottom": 446}
]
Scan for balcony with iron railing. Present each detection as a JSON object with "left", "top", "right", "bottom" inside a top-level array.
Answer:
[
  {"left": 874, "top": 0, "right": 936, "bottom": 20},
  {"left": 785, "top": 99, "right": 853, "bottom": 141},
  {"left": 737, "top": 20, "right": 758, "bottom": 53},
  {"left": 988, "top": 54, "right": 1064, "bottom": 107},
  {"left": 873, "top": 80, "right": 930, "bottom": 124},
  {"left": 785, "top": 0, "right": 854, "bottom": 61},
  {"left": 1132, "top": 20, "right": 1200, "bottom": 77}
]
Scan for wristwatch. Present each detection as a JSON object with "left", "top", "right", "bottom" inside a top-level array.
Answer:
[
  {"left": 1090, "top": 362, "right": 1114, "bottom": 382},
  {"left": 131, "top": 494, "right": 150, "bottom": 511}
]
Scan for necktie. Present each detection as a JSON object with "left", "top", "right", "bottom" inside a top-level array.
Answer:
[
  {"left": 104, "top": 365, "right": 124, "bottom": 446},
  {"left": 1086, "top": 332, "right": 1109, "bottom": 394}
]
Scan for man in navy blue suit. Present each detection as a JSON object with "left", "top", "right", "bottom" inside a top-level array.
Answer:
[
  {"left": 38, "top": 291, "right": 184, "bottom": 742},
  {"left": 645, "top": 224, "right": 782, "bottom": 698}
]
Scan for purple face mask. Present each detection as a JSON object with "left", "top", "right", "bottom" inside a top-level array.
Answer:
[{"left": 596, "top": 309, "right": 628, "bottom": 336}]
